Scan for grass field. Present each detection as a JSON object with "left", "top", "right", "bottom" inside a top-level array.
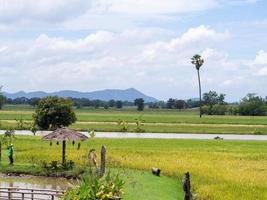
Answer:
[
  {"left": 0, "top": 162, "right": 182, "bottom": 200},
  {"left": 0, "top": 136, "right": 266, "bottom": 200},
  {"left": 1, "top": 105, "right": 267, "bottom": 134}
]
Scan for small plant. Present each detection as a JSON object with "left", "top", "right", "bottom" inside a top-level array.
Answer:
[
  {"left": 89, "top": 130, "right": 96, "bottom": 139},
  {"left": 134, "top": 116, "right": 145, "bottom": 133},
  {"left": 62, "top": 160, "right": 75, "bottom": 170},
  {"left": 252, "top": 129, "right": 263, "bottom": 135},
  {"left": 117, "top": 119, "right": 129, "bottom": 132},
  {"left": 0, "top": 129, "right": 16, "bottom": 147},
  {"left": 30, "top": 122, "right": 38, "bottom": 136},
  {"left": 15, "top": 118, "right": 31, "bottom": 130}
]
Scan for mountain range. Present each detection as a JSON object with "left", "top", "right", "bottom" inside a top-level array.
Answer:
[{"left": 3, "top": 88, "right": 158, "bottom": 102}]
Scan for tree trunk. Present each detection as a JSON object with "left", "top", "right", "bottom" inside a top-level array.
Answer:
[
  {"left": 100, "top": 145, "right": 106, "bottom": 177},
  {"left": 62, "top": 140, "right": 66, "bottom": 165},
  {"left": 197, "top": 69, "right": 202, "bottom": 118}
]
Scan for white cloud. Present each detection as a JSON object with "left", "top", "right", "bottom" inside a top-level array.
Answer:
[
  {"left": 0, "top": 0, "right": 90, "bottom": 23},
  {"left": 0, "top": 24, "right": 266, "bottom": 100},
  {"left": 255, "top": 50, "right": 267, "bottom": 65},
  {"left": 91, "top": 0, "right": 219, "bottom": 14}
]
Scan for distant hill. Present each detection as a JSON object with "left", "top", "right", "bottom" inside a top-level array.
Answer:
[{"left": 3, "top": 88, "right": 158, "bottom": 102}]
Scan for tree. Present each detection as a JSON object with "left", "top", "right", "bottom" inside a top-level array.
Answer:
[
  {"left": 191, "top": 54, "right": 204, "bottom": 118},
  {"left": 203, "top": 91, "right": 226, "bottom": 108},
  {"left": 134, "top": 98, "right": 145, "bottom": 111},
  {"left": 0, "top": 86, "right": 6, "bottom": 109},
  {"left": 29, "top": 97, "right": 40, "bottom": 107},
  {"left": 33, "top": 96, "right": 77, "bottom": 130},
  {"left": 115, "top": 100, "right": 123, "bottom": 109},
  {"left": 167, "top": 98, "right": 176, "bottom": 109},
  {"left": 238, "top": 94, "right": 266, "bottom": 116},
  {"left": 175, "top": 99, "right": 186, "bottom": 110}
]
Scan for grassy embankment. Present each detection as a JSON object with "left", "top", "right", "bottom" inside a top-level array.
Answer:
[
  {"left": 0, "top": 136, "right": 266, "bottom": 200},
  {"left": 1, "top": 105, "right": 267, "bottom": 134}
]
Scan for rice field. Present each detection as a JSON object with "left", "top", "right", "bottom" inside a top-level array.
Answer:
[
  {"left": 1, "top": 105, "right": 267, "bottom": 134},
  {"left": 1, "top": 136, "right": 266, "bottom": 200}
]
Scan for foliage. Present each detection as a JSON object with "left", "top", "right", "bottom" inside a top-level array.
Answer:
[
  {"left": 134, "top": 98, "right": 144, "bottom": 111},
  {"left": 117, "top": 119, "right": 129, "bottom": 132},
  {"left": 201, "top": 105, "right": 228, "bottom": 115},
  {"left": 191, "top": 54, "right": 204, "bottom": 70},
  {"left": 33, "top": 96, "right": 77, "bottom": 130},
  {"left": 0, "top": 86, "right": 6, "bottom": 110},
  {"left": 115, "top": 101, "right": 123, "bottom": 109},
  {"left": 61, "top": 170, "right": 124, "bottom": 200},
  {"left": 15, "top": 118, "right": 32, "bottom": 130},
  {"left": 0, "top": 129, "right": 15, "bottom": 147},
  {"left": 134, "top": 116, "right": 145, "bottom": 133},
  {"left": 89, "top": 130, "right": 96, "bottom": 139},
  {"left": 238, "top": 94, "right": 267, "bottom": 116},
  {"left": 203, "top": 91, "right": 226, "bottom": 107}
]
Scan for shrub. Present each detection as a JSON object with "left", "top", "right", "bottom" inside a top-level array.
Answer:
[
  {"left": 238, "top": 94, "right": 266, "bottom": 116},
  {"left": 61, "top": 170, "right": 124, "bottom": 200},
  {"left": 201, "top": 105, "right": 227, "bottom": 115}
]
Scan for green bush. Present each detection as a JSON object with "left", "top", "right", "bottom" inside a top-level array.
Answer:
[
  {"left": 202, "top": 105, "right": 227, "bottom": 115},
  {"left": 61, "top": 170, "right": 125, "bottom": 200}
]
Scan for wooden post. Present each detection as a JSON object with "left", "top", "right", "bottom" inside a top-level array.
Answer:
[
  {"left": 31, "top": 189, "right": 34, "bottom": 200},
  {"left": 8, "top": 188, "right": 11, "bottom": 200},
  {"left": 182, "top": 172, "right": 192, "bottom": 200},
  {"left": 62, "top": 140, "right": 66, "bottom": 165},
  {"left": 100, "top": 145, "right": 106, "bottom": 177}
]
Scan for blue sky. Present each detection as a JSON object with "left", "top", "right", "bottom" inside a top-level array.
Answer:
[{"left": 0, "top": 0, "right": 266, "bottom": 101}]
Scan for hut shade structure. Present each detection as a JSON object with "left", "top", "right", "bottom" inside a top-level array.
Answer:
[{"left": 42, "top": 128, "right": 88, "bottom": 164}]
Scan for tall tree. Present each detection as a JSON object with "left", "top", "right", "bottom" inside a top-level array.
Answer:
[
  {"left": 134, "top": 98, "right": 145, "bottom": 111},
  {"left": 33, "top": 96, "right": 77, "bottom": 130},
  {"left": 191, "top": 54, "right": 204, "bottom": 118},
  {"left": 115, "top": 100, "right": 123, "bottom": 109}
]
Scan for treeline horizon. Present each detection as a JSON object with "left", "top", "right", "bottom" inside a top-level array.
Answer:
[{"left": 0, "top": 91, "right": 267, "bottom": 116}]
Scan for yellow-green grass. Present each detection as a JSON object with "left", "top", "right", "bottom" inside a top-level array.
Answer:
[{"left": 0, "top": 136, "right": 266, "bottom": 200}]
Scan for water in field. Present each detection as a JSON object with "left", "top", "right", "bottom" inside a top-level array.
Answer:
[
  {"left": 0, "top": 174, "right": 75, "bottom": 199},
  {"left": 1, "top": 130, "right": 267, "bottom": 140}
]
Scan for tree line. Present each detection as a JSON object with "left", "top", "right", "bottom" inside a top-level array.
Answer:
[{"left": 0, "top": 89, "right": 266, "bottom": 116}]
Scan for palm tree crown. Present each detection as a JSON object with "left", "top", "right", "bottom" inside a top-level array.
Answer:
[{"left": 191, "top": 54, "right": 204, "bottom": 70}]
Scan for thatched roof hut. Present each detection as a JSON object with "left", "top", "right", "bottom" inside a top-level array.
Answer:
[
  {"left": 42, "top": 128, "right": 88, "bottom": 164},
  {"left": 43, "top": 128, "right": 88, "bottom": 141}
]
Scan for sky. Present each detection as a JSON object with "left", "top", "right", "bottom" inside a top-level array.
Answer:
[{"left": 0, "top": 0, "right": 267, "bottom": 101}]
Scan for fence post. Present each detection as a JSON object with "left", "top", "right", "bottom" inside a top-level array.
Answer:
[
  {"left": 8, "top": 188, "right": 11, "bottom": 200},
  {"left": 22, "top": 193, "right": 25, "bottom": 200},
  {"left": 100, "top": 145, "right": 106, "bottom": 177},
  {"left": 31, "top": 189, "right": 34, "bottom": 200},
  {"left": 182, "top": 172, "right": 192, "bottom": 200}
]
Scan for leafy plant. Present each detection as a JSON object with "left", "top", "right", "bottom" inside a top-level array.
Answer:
[
  {"left": 0, "top": 129, "right": 16, "bottom": 147},
  {"left": 89, "top": 130, "right": 96, "bottom": 139},
  {"left": 117, "top": 119, "right": 129, "bottom": 132},
  {"left": 134, "top": 116, "right": 145, "bottom": 133},
  {"left": 61, "top": 170, "right": 124, "bottom": 200},
  {"left": 15, "top": 118, "right": 31, "bottom": 130}
]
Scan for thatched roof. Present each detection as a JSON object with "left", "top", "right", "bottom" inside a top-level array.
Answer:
[{"left": 42, "top": 128, "right": 88, "bottom": 141}]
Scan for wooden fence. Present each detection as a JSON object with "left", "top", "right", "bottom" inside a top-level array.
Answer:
[{"left": 0, "top": 187, "right": 64, "bottom": 200}]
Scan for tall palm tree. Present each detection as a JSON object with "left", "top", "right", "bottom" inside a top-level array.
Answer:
[{"left": 191, "top": 54, "right": 204, "bottom": 118}]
